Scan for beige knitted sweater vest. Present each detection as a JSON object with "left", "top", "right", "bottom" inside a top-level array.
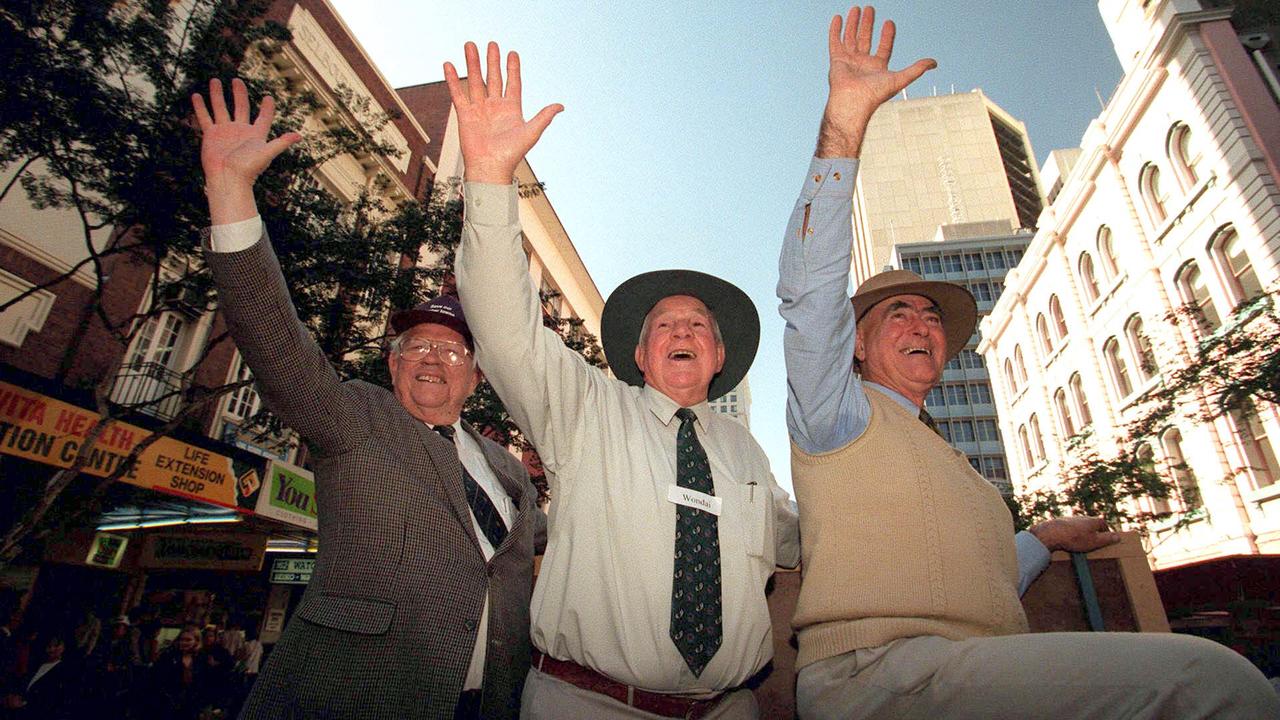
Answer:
[{"left": 790, "top": 387, "right": 1028, "bottom": 669}]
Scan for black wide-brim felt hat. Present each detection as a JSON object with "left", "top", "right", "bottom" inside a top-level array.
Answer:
[{"left": 601, "top": 269, "right": 759, "bottom": 401}]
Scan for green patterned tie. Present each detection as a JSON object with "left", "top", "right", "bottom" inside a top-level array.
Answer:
[{"left": 670, "top": 408, "right": 722, "bottom": 676}]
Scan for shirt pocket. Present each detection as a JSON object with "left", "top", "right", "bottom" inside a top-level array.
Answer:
[{"left": 733, "top": 483, "right": 770, "bottom": 558}]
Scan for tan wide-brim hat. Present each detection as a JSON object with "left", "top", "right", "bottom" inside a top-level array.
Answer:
[{"left": 850, "top": 269, "right": 977, "bottom": 361}]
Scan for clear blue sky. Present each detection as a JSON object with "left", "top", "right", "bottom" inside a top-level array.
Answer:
[{"left": 329, "top": 1, "right": 1123, "bottom": 493}]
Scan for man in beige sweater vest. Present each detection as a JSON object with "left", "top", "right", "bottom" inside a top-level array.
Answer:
[{"left": 776, "top": 7, "right": 1279, "bottom": 719}]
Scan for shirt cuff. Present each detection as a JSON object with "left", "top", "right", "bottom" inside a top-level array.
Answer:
[
  {"left": 797, "top": 157, "right": 858, "bottom": 202},
  {"left": 1015, "top": 529, "right": 1052, "bottom": 595},
  {"left": 463, "top": 182, "right": 520, "bottom": 226},
  {"left": 209, "top": 216, "right": 263, "bottom": 253}
]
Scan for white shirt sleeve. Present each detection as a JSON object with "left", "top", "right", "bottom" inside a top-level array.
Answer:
[{"left": 209, "top": 216, "right": 264, "bottom": 252}]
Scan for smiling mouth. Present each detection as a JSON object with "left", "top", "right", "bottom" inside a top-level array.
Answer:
[
  {"left": 903, "top": 347, "right": 933, "bottom": 356},
  {"left": 415, "top": 374, "right": 445, "bottom": 384},
  {"left": 668, "top": 350, "right": 697, "bottom": 360}
]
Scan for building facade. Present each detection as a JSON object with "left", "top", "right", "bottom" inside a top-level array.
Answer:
[
  {"left": 895, "top": 223, "right": 1033, "bottom": 495},
  {"left": 850, "top": 90, "right": 1045, "bottom": 284},
  {"left": 707, "top": 377, "right": 751, "bottom": 428},
  {"left": 978, "top": 0, "right": 1280, "bottom": 571}
]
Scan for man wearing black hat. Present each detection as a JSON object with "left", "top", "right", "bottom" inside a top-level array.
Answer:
[
  {"left": 442, "top": 41, "right": 799, "bottom": 720},
  {"left": 778, "top": 7, "right": 1278, "bottom": 720},
  {"left": 190, "top": 78, "right": 543, "bottom": 719}
]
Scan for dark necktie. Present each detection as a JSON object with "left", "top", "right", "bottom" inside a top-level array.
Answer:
[
  {"left": 919, "top": 407, "right": 943, "bottom": 438},
  {"left": 669, "top": 408, "right": 722, "bottom": 677},
  {"left": 433, "top": 424, "right": 508, "bottom": 549}
]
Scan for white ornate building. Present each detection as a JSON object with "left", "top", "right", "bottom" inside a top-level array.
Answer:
[{"left": 978, "top": 0, "right": 1280, "bottom": 569}]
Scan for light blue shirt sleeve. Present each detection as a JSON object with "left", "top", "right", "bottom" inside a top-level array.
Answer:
[
  {"left": 1016, "top": 530, "right": 1052, "bottom": 596},
  {"left": 777, "top": 157, "right": 872, "bottom": 456}
]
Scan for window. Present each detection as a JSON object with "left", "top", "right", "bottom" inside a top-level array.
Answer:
[
  {"left": 1097, "top": 226, "right": 1119, "bottom": 280},
  {"left": 938, "top": 421, "right": 953, "bottom": 443},
  {"left": 1126, "top": 315, "right": 1159, "bottom": 380},
  {"left": 1161, "top": 428, "right": 1201, "bottom": 510},
  {"left": 968, "top": 456, "right": 982, "bottom": 473},
  {"left": 223, "top": 355, "right": 261, "bottom": 422},
  {"left": 1138, "top": 443, "right": 1169, "bottom": 515},
  {"left": 960, "top": 350, "right": 985, "bottom": 369},
  {"left": 903, "top": 257, "right": 923, "bottom": 274},
  {"left": 977, "top": 419, "right": 1001, "bottom": 442},
  {"left": 1036, "top": 314, "right": 1054, "bottom": 355},
  {"left": 1014, "top": 346, "right": 1028, "bottom": 384},
  {"left": 1139, "top": 162, "right": 1169, "bottom": 225},
  {"left": 987, "top": 251, "right": 1008, "bottom": 270},
  {"left": 945, "top": 383, "right": 969, "bottom": 406},
  {"left": 982, "top": 456, "right": 1008, "bottom": 481},
  {"left": 945, "top": 355, "right": 963, "bottom": 370},
  {"left": 1055, "top": 388, "right": 1076, "bottom": 438},
  {"left": 1079, "top": 252, "right": 1100, "bottom": 303},
  {"left": 1234, "top": 405, "right": 1278, "bottom": 489},
  {"left": 1009, "top": 248, "right": 1024, "bottom": 265},
  {"left": 952, "top": 420, "right": 976, "bottom": 443},
  {"left": 926, "top": 386, "right": 946, "bottom": 407},
  {"left": 970, "top": 382, "right": 993, "bottom": 405},
  {"left": 1019, "top": 425, "right": 1034, "bottom": 468},
  {"left": 964, "top": 253, "right": 986, "bottom": 272},
  {"left": 1212, "top": 226, "right": 1262, "bottom": 304},
  {"left": 1004, "top": 359, "right": 1018, "bottom": 395},
  {"left": 1104, "top": 337, "right": 1133, "bottom": 398},
  {"left": 1049, "top": 295, "right": 1068, "bottom": 340},
  {"left": 991, "top": 280, "right": 1004, "bottom": 300},
  {"left": 1029, "top": 414, "right": 1047, "bottom": 462},
  {"left": 124, "top": 313, "right": 185, "bottom": 370},
  {"left": 1069, "top": 373, "right": 1093, "bottom": 427},
  {"left": 1168, "top": 122, "right": 1201, "bottom": 190},
  {"left": 944, "top": 254, "right": 964, "bottom": 273},
  {"left": 1176, "top": 260, "right": 1221, "bottom": 334},
  {"left": 970, "top": 281, "right": 993, "bottom": 303},
  {"left": 922, "top": 255, "right": 943, "bottom": 275}
]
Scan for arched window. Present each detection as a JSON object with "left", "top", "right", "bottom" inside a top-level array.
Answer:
[
  {"left": 1125, "top": 315, "right": 1159, "bottom": 380},
  {"left": 1036, "top": 314, "right": 1053, "bottom": 355},
  {"left": 1137, "top": 443, "right": 1169, "bottom": 515},
  {"left": 1104, "top": 337, "right": 1133, "bottom": 398},
  {"left": 1234, "top": 403, "right": 1279, "bottom": 489},
  {"left": 1140, "top": 162, "right": 1169, "bottom": 225},
  {"left": 1029, "top": 413, "right": 1046, "bottom": 462},
  {"left": 1211, "top": 226, "right": 1262, "bottom": 304},
  {"left": 1167, "top": 122, "right": 1201, "bottom": 190},
  {"left": 1049, "top": 295, "right": 1068, "bottom": 340},
  {"left": 1014, "top": 345, "right": 1028, "bottom": 385},
  {"left": 1079, "top": 252, "right": 1100, "bottom": 303},
  {"left": 1175, "top": 260, "right": 1221, "bottom": 334},
  {"left": 1097, "top": 225, "right": 1119, "bottom": 280},
  {"left": 1055, "top": 387, "right": 1076, "bottom": 438},
  {"left": 1069, "top": 372, "right": 1093, "bottom": 427},
  {"left": 1019, "top": 424, "right": 1034, "bottom": 468},
  {"left": 1161, "top": 428, "right": 1201, "bottom": 510},
  {"left": 1004, "top": 359, "right": 1018, "bottom": 395}
]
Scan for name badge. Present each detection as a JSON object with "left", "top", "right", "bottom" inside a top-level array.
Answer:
[{"left": 667, "top": 485, "right": 723, "bottom": 516}]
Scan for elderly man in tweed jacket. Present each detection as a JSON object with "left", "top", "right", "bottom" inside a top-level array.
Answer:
[{"left": 190, "top": 78, "right": 543, "bottom": 720}]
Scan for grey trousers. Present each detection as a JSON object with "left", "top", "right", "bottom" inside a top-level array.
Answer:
[
  {"left": 520, "top": 666, "right": 759, "bottom": 720},
  {"left": 796, "top": 633, "right": 1279, "bottom": 720}
]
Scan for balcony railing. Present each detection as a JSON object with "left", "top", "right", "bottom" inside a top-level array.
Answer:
[{"left": 109, "top": 361, "right": 186, "bottom": 421}]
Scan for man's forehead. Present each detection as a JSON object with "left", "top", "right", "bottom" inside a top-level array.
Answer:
[
  {"left": 872, "top": 293, "right": 941, "bottom": 315},
  {"left": 649, "top": 294, "right": 714, "bottom": 316}
]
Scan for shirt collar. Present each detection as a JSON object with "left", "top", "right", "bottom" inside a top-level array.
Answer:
[
  {"left": 865, "top": 381, "right": 921, "bottom": 414},
  {"left": 642, "top": 384, "right": 711, "bottom": 429}
]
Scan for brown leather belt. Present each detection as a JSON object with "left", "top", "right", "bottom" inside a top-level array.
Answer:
[{"left": 532, "top": 650, "right": 725, "bottom": 719}]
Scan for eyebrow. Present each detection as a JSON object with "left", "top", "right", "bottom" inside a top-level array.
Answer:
[{"left": 884, "top": 300, "right": 944, "bottom": 317}]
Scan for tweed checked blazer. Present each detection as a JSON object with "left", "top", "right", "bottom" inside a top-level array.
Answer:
[{"left": 206, "top": 234, "right": 540, "bottom": 720}]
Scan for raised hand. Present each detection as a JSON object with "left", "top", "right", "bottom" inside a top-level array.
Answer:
[
  {"left": 443, "top": 42, "right": 563, "bottom": 185},
  {"left": 818, "top": 6, "right": 936, "bottom": 158},
  {"left": 190, "top": 78, "right": 301, "bottom": 224}
]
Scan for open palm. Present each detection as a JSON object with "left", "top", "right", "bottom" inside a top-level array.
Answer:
[
  {"left": 191, "top": 78, "right": 301, "bottom": 192},
  {"left": 444, "top": 42, "right": 563, "bottom": 185},
  {"left": 826, "top": 7, "right": 936, "bottom": 129}
]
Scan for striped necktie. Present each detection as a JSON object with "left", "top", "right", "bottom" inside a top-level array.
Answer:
[
  {"left": 918, "top": 407, "right": 943, "bottom": 438},
  {"left": 433, "top": 424, "right": 508, "bottom": 549},
  {"left": 669, "top": 408, "right": 722, "bottom": 676}
]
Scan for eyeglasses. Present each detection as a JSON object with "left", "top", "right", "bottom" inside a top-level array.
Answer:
[{"left": 395, "top": 338, "right": 472, "bottom": 367}]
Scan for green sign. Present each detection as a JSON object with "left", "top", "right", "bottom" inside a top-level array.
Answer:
[
  {"left": 254, "top": 461, "right": 318, "bottom": 530},
  {"left": 270, "top": 557, "right": 315, "bottom": 584}
]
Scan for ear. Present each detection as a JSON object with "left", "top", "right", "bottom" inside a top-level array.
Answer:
[
  {"left": 387, "top": 352, "right": 400, "bottom": 384},
  {"left": 853, "top": 327, "right": 867, "bottom": 363},
  {"left": 714, "top": 341, "right": 726, "bottom": 373},
  {"left": 633, "top": 343, "right": 648, "bottom": 378}
]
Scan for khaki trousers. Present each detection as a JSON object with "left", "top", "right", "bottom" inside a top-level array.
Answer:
[
  {"left": 519, "top": 667, "right": 759, "bottom": 720},
  {"left": 796, "top": 633, "right": 1278, "bottom": 720}
]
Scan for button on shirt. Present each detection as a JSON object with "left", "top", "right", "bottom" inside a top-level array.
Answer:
[
  {"left": 208, "top": 222, "right": 515, "bottom": 691},
  {"left": 456, "top": 181, "right": 800, "bottom": 694},
  {"left": 777, "top": 157, "right": 1049, "bottom": 595}
]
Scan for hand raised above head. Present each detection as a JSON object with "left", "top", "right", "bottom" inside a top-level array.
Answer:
[
  {"left": 817, "top": 5, "right": 937, "bottom": 158},
  {"left": 443, "top": 41, "right": 564, "bottom": 185},
  {"left": 190, "top": 78, "right": 301, "bottom": 224}
]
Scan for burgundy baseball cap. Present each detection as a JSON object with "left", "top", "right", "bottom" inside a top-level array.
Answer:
[{"left": 388, "top": 295, "right": 472, "bottom": 345}]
